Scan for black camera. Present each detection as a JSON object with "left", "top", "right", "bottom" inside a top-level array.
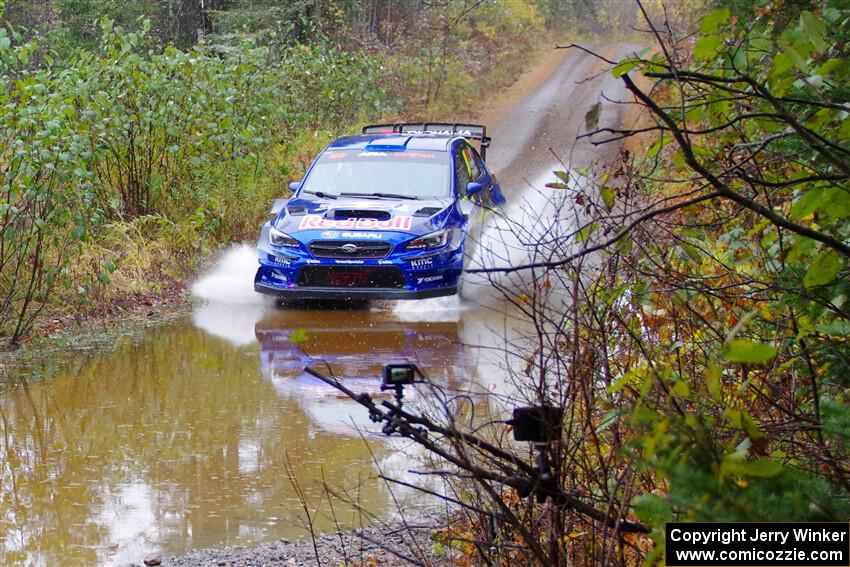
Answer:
[
  {"left": 382, "top": 364, "right": 417, "bottom": 387},
  {"left": 508, "top": 406, "right": 563, "bottom": 443}
]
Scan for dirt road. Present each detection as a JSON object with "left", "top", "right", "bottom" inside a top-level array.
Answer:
[{"left": 484, "top": 43, "right": 640, "bottom": 195}]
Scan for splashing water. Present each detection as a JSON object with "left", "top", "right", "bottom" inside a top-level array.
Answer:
[
  {"left": 191, "top": 244, "right": 273, "bottom": 346},
  {"left": 191, "top": 244, "right": 271, "bottom": 305},
  {"left": 463, "top": 170, "right": 582, "bottom": 307},
  {"left": 391, "top": 294, "right": 465, "bottom": 322},
  {"left": 397, "top": 170, "right": 583, "bottom": 317}
]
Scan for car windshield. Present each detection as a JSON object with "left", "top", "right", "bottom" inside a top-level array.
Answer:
[{"left": 300, "top": 149, "right": 451, "bottom": 199}]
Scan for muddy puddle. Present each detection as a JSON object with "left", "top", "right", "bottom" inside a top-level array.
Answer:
[
  {"left": 0, "top": 172, "right": 584, "bottom": 566},
  {"left": 0, "top": 252, "right": 481, "bottom": 566},
  {"left": 0, "top": 169, "right": 587, "bottom": 567}
]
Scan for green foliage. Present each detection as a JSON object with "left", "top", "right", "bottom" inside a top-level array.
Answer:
[
  {"left": 359, "top": 0, "right": 549, "bottom": 116},
  {"left": 288, "top": 328, "right": 310, "bottom": 345},
  {"left": 803, "top": 249, "right": 843, "bottom": 288},
  {"left": 276, "top": 42, "right": 390, "bottom": 130},
  {"left": 0, "top": 2, "right": 548, "bottom": 345},
  {"left": 0, "top": 18, "right": 389, "bottom": 346},
  {"left": 208, "top": 0, "right": 345, "bottom": 45},
  {"left": 577, "top": 0, "right": 850, "bottom": 558},
  {"left": 721, "top": 339, "right": 777, "bottom": 364},
  {"left": 473, "top": 0, "right": 544, "bottom": 39},
  {"left": 533, "top": 0, "right": 640, "bottom": 36},
  {"left": 0, "top": 32, "right": 93, "bottom": 344},
  {"left": 66, "top": 23, "right": 276, "bottom": 217}
]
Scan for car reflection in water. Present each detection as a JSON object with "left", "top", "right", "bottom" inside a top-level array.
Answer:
[{"left": 255, "top": 305, "right": 469, "bottom": 437}]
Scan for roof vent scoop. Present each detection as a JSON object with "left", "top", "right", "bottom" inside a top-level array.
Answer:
[
  {"left": 363, "top": 136, "right": 411, "bottom": 152},
  {"left": 327, "top": 209, "right": 391, "bottom": 220},
  {"left": 413, "top": 206, "right": 443, "bottom": 218}
]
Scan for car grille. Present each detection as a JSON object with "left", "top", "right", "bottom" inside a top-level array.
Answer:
[
  {"left": 297, "top": 266, "right": 405, "bottom": 288},
  {"left": 308, "top": 240, "right": 392, "bottom": 259}
]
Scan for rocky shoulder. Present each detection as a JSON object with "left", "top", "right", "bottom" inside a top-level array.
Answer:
[{"left": 129, "top": 510, "right": 456, "bottom": 567}]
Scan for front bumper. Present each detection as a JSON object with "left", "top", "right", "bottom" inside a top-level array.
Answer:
[
  {"left": 254, "top": 282, "right": 457, "bottom": 300},
  {"left": 254, "top": 247, "right": 463, "bottom": 301}
]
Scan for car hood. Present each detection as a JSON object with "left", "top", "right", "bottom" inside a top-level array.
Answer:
[{"left": 273, "top": 196, "right": 454, "bottom": 237}]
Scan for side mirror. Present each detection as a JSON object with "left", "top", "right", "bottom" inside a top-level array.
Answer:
[
  {"left": 288, "top": 181, "right": 301, "bottom": 193},
  {"left": 466, "top": 181, "right": 484, "bottom": 197}
]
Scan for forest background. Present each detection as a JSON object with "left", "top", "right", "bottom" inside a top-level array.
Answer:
[
  {"left": 0, "top": 0, "right": 636, "bottom": 346},
  {"left": 1, "top": 1, "right": 849, "bottom": 565}
]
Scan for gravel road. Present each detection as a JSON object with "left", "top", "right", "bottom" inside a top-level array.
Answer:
[{"left": 138, "top": 510, "right": 454, "bottom": 567}]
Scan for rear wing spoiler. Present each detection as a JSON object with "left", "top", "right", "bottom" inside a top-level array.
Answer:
[{"left": 362, "top": 122, "right": 491, "bottom": 160}]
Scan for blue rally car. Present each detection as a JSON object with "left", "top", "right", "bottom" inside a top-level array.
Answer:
[{"left": 254, "top": 123, "right": 504, "bottom": 300}]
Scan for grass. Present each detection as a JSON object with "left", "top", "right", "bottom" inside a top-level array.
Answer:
[{"left": 0, "top": 291, "right": 190, "bottom": 383}]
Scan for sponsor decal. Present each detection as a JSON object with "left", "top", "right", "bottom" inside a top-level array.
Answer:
[
  {"left": 271, "top": 271, "right": 287, "bottom": 282},
  {"left": 358, "top": 151, "right": 439, "bottom": 160},
  {"left": 321, "top": 231, "right": 339, "bottom": 238},
  {"left": 410, "top": 257, "right": 434, "bottom": 269},
  {"left": 334, "top": 259, "right": 365, "bottom": 265},
  {"left": 391, "top": 151, "right": 438, "bottom": 159},
  {"left": 378, "top": 260, "right": 394, "bottom": 265},
  {"left": 341, "top": 231, "right": 382, "bottom": 239},
  {"left": 327, "top": 271, "right": 369, "bottom": 287},
  {"left": 406, "top": 129, "right": 474, "bottom": 137},
  {"left": 336, "top": 202, "right": 414, "bottom": 211},
  {"left": 416, "top": 275, "right": 444, "bottom": 284},
  {"left": 306, "top": 259, "right": 321, "bottom": 264},
  {"left": 271, "top": 256, "right": 292, "bottom": 267},
  {"left": 299, "top": 215, "right": 413, "bottom": 231},
  {"left": 324, "top": 151, "right": 348, "bottom": 160}
]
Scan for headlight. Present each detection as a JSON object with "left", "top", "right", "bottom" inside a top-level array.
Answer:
[
  {"left": 269, "top": 227, "right": 300, "bottom": 247},
  {"left": 407, "top": 228, "right": 452, "bottom": 250}
]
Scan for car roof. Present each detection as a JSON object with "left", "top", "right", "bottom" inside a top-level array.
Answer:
[{"left": 325, "top": 134, "right": 459, "bottom": 153}]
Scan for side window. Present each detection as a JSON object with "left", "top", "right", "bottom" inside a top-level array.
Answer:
[
  {"left": 469, "top": 147, "right": 486, "bottom": 181},
  {"left": 454, "top": 145, "right": 472, "bottom": 194},
  {"left": 462, "top": 144, "right": 481, "bottom": 180}
]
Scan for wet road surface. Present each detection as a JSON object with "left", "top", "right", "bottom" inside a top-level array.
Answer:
[{"left": 0, "top": 44, "right": 638, "bottom": 566}]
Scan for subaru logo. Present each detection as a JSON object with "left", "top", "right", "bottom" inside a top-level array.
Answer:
[{"left": 341, "top": 243, "right": 359, "bottom": 254}]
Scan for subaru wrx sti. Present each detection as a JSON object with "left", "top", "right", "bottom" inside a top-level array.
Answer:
[{"left": 254, "top": 123, "right": 504, "bottom": 300}]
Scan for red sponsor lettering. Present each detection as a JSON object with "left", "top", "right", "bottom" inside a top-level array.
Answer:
[
  {"left": 326, "top": 271, "right": 370, "bottom": 287},
  {"left": 332, "top": 218, "right": 356, "bottom": 229},
  {"left": 390, "top": 151, "right": 438, "bottom": 159},
  {"left": 299, "top": 215, "right": 321, "bottom": 229},
  {"left": 298, "top": 215, "right": 413, "bottom": 231}
]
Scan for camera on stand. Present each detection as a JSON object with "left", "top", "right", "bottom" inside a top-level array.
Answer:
[
  {"left": 382, "top": 364, "right": 417, "bottom": 387},
  {"left": 508, "top": 405, "right": 563, "bottom": 443},
  {"left": 380, "top": 363, "right": 422, "bottom": 408},
  {"left": 507, "top": 405, "right": 563, "bottom": 502}
]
